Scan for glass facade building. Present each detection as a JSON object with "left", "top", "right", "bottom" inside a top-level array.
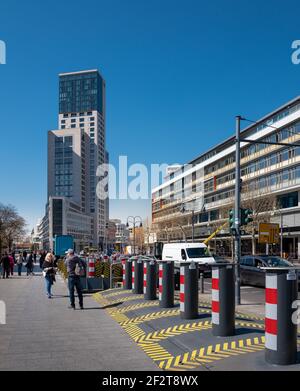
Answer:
[{"left": 59, "top": 70, "right": 104, "bottom": 114}]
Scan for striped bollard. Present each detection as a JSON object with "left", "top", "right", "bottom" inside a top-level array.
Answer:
[
  {"left": 263, "top": 267, "right": 298, "bottom": 365},
  {"left": 211, "top": 263, "right": 235, "bottom": 336},
  {"left": 144, "top": 259, "right": 157, "bottom": 300},
  {"left": 132, "top": 258, "right": 143, "bottom": 294},
  {"left": 123, "top": 258, "right": 132, "bottom": 289},
  {"left": 180, "top": 262, "right": 198, "bottom": 319},
  {"left": 88, "top": 258, "right": 95, "bottom": 278},
  {"left": 121, "top": 258, "right": 126, "bottom": 289},
  {"left": 159, "top": 261, "right": 174, "bottom": 308}
]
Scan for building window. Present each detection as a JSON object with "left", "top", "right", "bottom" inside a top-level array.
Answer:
[
  {"left": 278, "top": 191, "right": 298, "bottom": 209},
  {"left": 71, "top": 124, "right": 76, "bottom": 128}
]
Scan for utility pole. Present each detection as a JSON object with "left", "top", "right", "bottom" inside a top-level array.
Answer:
[
  {"left": 280, "top": 211, "right": 283, "bottom": 258},
  {"left": 234, "top": 115, "right": 242, "bottom": 305},
  {"left": 192, "top": 210, "right": 195, "bottom": 242}
]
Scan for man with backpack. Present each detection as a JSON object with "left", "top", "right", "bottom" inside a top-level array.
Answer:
[{"left": 64, "top": 249, "right": 85, "bottom": 310}]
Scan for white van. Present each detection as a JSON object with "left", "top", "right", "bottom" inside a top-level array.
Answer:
[{"left": 162, "top": 242, "right": 215, "bottom": 272}]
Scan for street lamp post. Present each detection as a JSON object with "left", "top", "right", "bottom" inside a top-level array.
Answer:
[
  {"left": 280, "top": 210, "right": 283, "bottom": 258},
  {"left": 126, "top": 216, "right": 143, "bottom": 255},
  {"left": 180, "top": 201, "right": 204, "bottom": 242},
  {"left": 234, "top": 115, "right": 242, "bottom": 306}
]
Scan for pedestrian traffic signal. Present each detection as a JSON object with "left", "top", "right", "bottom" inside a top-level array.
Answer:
[
  {"left": 229, "top": 209, "right": 235, "bottom": 230},
  {"left": 241, "top": 208, "right": 253, "bottom": 226}
]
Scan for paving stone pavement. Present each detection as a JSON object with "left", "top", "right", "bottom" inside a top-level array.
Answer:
[{"left": 0, "top": 267, "right": 158, "bottom": 371}]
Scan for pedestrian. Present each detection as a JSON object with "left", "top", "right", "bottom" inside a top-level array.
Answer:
[
  {"left": 17, "top": 252, "right": 23, "bottom": 276},
  {"left": 39, "top": 251, "right": 46, "bottom": 269},
  {"left": 25, "top": 253, "right": 34, "bottom": 276},
  {"left": 33, "top": 252, "right": 37, "bottom": 264},
  {"left": 23, "top": 250, "right": 27, "bottom": 262},
  {"left": 8, "top": 254, "right": 14, "bottom": 276},
  {"left": 1, "top": 252, "right": 10, "bottom": 279},
  {"left": 42, "top": 253, "right": 56, "bottom": 299},
  {"left": 64, "top": 249, "right": 85, "bottom": 310}
]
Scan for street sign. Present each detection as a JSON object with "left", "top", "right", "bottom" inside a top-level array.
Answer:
[{"left": 258, "top": 223, "right": 280, "bottom": 244}]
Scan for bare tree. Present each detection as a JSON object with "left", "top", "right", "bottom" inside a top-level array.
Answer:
[
  {"left": 241, "top": 185, "right": 276, "bottom": 254},
  {"left": 0, "top": 203, "right": 27, "bottom": 254}
]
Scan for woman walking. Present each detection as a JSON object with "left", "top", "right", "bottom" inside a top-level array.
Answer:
[
  {"left": 17, "top": 252, "right": 23, "bottom": 276},
  {"left": 8, "top": 253, "right": 14, "bottom": 276},
  {"left": 25, "top": 252, "right": 34, "bottom": 276},
  {"left": 42, "top": 253, "right": 56, "bottom": 299}
]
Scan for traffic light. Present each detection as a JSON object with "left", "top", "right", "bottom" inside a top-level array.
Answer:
[
  {"left": 229, "top": 209, "right": 235, "bottom": 230},
  {"left": 241, "top": 208, "right": 253, "bottom": 226}
]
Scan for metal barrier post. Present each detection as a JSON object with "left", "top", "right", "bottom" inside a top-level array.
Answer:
[
  {"left": 88, "top": 257, "right": 95, "bottom": 278},
  {"left": 159, "top": 261, "right": 174, "bottom": 308},
  {"left": 199, "top": 272, "right": 204, "bottom": 294},
  {"left": 180, "top": 262, "right": 198, "bottom": 319},
  {"left": 123, "top": 259, "right": 132, "bottom": 289},
  {"left": 144, "top": 259, "right": 157, "bottom": 300},
  {"left": 132, "top": 258, "right": 143, "bottom": 294},
  {"left": 262, "top": 266, "right": 298, "bottom": 365},
  {"left": 211, "top": 263, "right": 235, "bottom": 337}
]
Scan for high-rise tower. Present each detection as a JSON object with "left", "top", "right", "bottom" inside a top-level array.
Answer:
[{"left": 43, "top": 70, "right": 108, "bottom": 251}]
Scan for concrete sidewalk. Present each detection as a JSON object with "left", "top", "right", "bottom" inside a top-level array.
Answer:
[{"left": 0, "top": 270, "right": 158, "bottom": 371}]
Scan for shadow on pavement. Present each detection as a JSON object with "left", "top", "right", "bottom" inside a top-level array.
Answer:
[{"left": 235, "top": 327, "right": 264, "bottom": 336}]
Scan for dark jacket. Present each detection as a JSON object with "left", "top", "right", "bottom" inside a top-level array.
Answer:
[
  {"left": 42, "top": 260, "right": 56, "bottom": 277},
  {"left": 65, "top": 255, "right": 85, "bottom": 277},
  {"left": 1, "top": 256, "right": 10, "bottom": 269}
]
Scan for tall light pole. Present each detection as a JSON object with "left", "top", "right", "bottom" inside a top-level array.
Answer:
[
  {"left": 126, "top": 216, "right": 143, "bottom": 255},
  {"left": 180, "top": 200, "right": 204, "bottom": 242},
  {"left": 234, "top": 115, "right": 244, "bottom": 306}
]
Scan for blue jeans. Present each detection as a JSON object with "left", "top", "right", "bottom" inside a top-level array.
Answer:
[
  {"left": 68, "top": 276, "right": 83, "bottom": 307},
  {"left": 17, "top": 263, "right": 22, "bottom": 276},
  {"left": 45, "top": 275, "right": 52, "bottom": 297}
]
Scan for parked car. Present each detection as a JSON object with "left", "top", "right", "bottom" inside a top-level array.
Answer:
[{"left": 240, "top": 255, "right": 299, "bottom": 288}]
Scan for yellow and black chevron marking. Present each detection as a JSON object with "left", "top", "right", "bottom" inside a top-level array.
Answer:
[
  {"left": 102, "top": 289, "right": 132, "bottom": 298},
  {"left": 93, "top": 291, "right": 144, "bottom": 305},
  {"left": 139, "top": 342, "right": 174, "bottom": 361},
  {"left": 236, "top": 312, "right": 264, "bottom": 322},
  {"left": 235, "top": 321, "right": 264, "bottom": 330},
  {"left": 135, "top": 321, "right": 212, "bottom": 343},
  {"left": 108, "top": 301, "right": 160, "bottom": 315},
  {"left": 93, "top": 292, "right": 109, "bottom": 306},
  {"left": 103, "top": 294, "right": 144, "bottom": 305},
  {"left": 119, "top": 309, "right": 180, "bottom": 326},
  {"left": 133, "top": 320, "right": 263, "bottom": 344},
  {"left": 118, "top": 308, "right": 211, "bottom": 327},
  {"left": 158, "top": 336, "right": 265, "bottom": 371}
]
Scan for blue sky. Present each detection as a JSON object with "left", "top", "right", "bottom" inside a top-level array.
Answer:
[{"left": 1, "top": 0, "right": 300, "bottom": 231}]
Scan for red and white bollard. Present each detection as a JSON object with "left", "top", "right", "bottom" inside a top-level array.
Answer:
[
  {"left": 263, "top": 267, "right": 298, "bottom": 365},
  {"left": 211, "top": 267, "right": 220, "bottom": 325},
  {"left": 211, "top": 263, "right": 235, "bottom": 337},
  {"left": 158, "top": 261, "right": 174, "bottom": 308},
  {"left": 158, "top": 263, "right": 163, "bottom": 301},
  {"left": 122, "top": 258, "right": 126, "bottom": 287},
  {"left": 88, "top": 258, "right": 95, "bottom": 278},
  {"left": 143, "top": 263, "right": 147, "bottom": 294},
  {"left": 180, "top": 262, "right": 198, "bottom": 319},
  {"left": 132, "top": 262, "right": 135, "bottom": 290}
]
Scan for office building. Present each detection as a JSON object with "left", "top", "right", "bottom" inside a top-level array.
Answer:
[
  {"left": 152, "top": 96, "right": 300, "bottom": 258},
  {"left": 42, "top": 69, "right": 108, "bottom": 251}
]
